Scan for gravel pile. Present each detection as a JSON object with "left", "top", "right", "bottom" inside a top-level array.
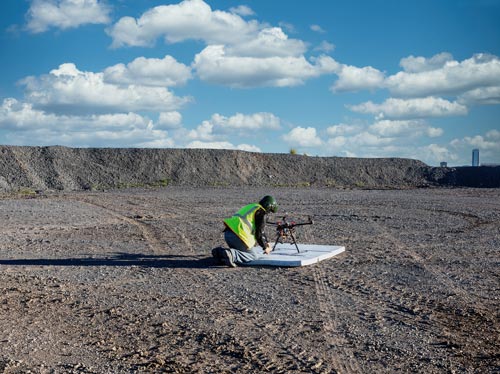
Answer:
[{"left": 1, "top": 145, "right": 498, "bottom": 192}]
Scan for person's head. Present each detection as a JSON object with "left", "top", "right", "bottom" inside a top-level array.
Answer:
[{"left": 259, "top": 195, "right": 278, "bottom": 214}]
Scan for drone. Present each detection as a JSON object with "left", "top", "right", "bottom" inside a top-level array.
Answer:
[{"left": 266, "top": 215, "right": 313, "bottom": 253}]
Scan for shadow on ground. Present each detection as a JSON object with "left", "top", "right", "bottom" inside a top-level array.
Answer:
[{"left": 0, "top": 252, "right": 217, "bottom": 269}]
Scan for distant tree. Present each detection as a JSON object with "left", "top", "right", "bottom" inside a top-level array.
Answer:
[{"left": 289, "top": 148, "right": 298, "bottom": 155}]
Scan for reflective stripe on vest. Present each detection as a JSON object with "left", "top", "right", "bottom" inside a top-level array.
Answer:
[{"left": 224, "top": 203, "right": 263, "bottom": 248}]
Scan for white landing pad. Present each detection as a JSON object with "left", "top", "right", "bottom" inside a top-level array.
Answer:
[{"left": 246, "top": 243, "right": 345, "bottom": 267}]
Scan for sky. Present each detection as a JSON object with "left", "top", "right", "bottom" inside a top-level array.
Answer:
[{"left": 1, "top": 0, "right": 499, "bottom": 166}]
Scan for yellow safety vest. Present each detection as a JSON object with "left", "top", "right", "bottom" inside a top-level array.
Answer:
[{"left": 224, "top": 203, "right": 264, "bottom": 248}]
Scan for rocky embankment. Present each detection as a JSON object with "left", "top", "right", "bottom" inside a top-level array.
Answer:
[{"left": 0, "top": 145, "right": 498, "bottom": 191}]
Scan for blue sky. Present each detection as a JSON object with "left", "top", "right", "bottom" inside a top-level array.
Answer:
[{"left": 1, "top": 0, "right": 499, "bottom": 166}]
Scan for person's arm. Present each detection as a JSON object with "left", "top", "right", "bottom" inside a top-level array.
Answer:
[{"left": 255, "top": 210, "right": 272, "bottom": 254}]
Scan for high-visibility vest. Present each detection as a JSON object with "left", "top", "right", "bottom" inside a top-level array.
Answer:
[{"left": 224, "top": 203, "right": 264, "bottom": 248}]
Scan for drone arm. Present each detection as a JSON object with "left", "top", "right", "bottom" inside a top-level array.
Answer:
[{"left": 290, "top": 216, "right": 314, "bottom": 227}]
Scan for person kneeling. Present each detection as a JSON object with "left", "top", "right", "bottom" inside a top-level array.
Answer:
[{"left": 213, "top": 195, "right": 278, "bottom": 267}]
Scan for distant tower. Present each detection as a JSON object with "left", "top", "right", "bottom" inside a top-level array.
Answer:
[{"left": 472, "top": 149, "right": 479, "bottom": 167}]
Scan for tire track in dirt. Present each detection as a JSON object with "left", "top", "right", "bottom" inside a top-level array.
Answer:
[
  {"left": 66, "top": 195, "right": 199, "bottom": 302},
  {"left": 164, "top": 226, "right": 197, "bottom": 255},
  {"left": 312, "top": 264, "right": 363, "bottom": 374},
  {"left": 173, "top": 263, "right": 299, "bottom": 371},
  {"left": 68, "top": 195, "right": 164, "bottom": 255},
  {"left": 434, "top": 209, "right": 496, "bottom": 233},
  {"left": 145, "top": 234, "right": 331, "bottom": 371},
  {"left": 325, "top": 267, "right": 440, "bottom": 337},
  {"left": 366, "top": 215, "right": 500, "bottom": 358},
  {"left": 169, "top": 211, "right": 355, "bottom": 371},
  {"left": 208, "top": 302, "right": 335, "bottom": 373},
  {"left": 165, "top": 267, "right": 293, "bottom": 370},
  {"left": 234, "top": 316, "right": 334, "bottom": 373},
  {"left": 315, "top": 252, "right": 498, "bottom": 366},
  {"left": 369, "top": 217, "right": 491, "bottom": 312}
]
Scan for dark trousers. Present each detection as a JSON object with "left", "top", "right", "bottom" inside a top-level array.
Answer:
[{"left": 224, "top": 229, "right": 248, "bottom": 251}]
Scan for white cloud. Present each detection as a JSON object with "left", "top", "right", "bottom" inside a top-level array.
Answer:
[
  {"left": 188, "top": 121, "right": 215, "bottom": 141},
  {"left": 399, "top": 52, "right": 454, "bottom": 73},
  {"left": 419, "top": 144, "right": 459, "bottom": 164},
  {"left": 486, "top": 129, "right": 500, "bottom": 140},
  {"left": 137, "top": 138, "right": 175, "bottom": 148},
  {"left": 310, "top": 24, "right": 325, "bottom": 33},
  {"left": 193, "top": 45, "right": 338, "bottom": 87},
  {"left": 278, "top": 22, "right": 296, "bottom": 34},
  {"left": 107, "top": 0, "right": 337, "bottom": 89},
  {"left": 186, "top": 140, "right": 260, "bottom": 152},
  {"left": 449, "top": 131, "right": 500, "bottom": 165},
  {"left": 157, "top": 112, "right": 182, "bottom": 129},
  {"left": 427, "top": 127, "right": 445, "bottom": 138},
  {"left": 237, "top": 143, "right": 261, "bottom": 152},
  {"left": 323, "top": 125, "right": 499, "bottom": 166},
  {"left": 95, "top": 112, "right": 153, "bottom": 130},
  {"left": 0, "top": 98, "right": 59, "bottom": 130},
  {"left": 26, "top": 0, "right": 111, "bottom": 33},
  {"left": 325, "top": 131, "right": 452, "bottom": 163},
  {"left": 107, "top": 0, "right": 260, "bottom": 48},
  {"left": 229, "top": 5, "right": 255, "bottom": 16},
  {"left": 386, "top": 53, "right": 500, "bottom": 97},
  {"left": 321, "top": 118, "right": 455, "bottom": 164},
  {"left": 186, "top": 112, "right": 280, "bottom": 142},
  {"left": 282, "top": 126, "right": 322, "bottom": 147},
  {"left": 20, "top": 63, "right": 190, "bottom": 114},
  {"left": 210, "top": 112, "right": 280, "bottom": 130},
  {"left": 327, "top": 132, "right": 397, "bottom": 157},
  {"left": 349, "top": 132, "right": 394, "bottom": 147},
  {"left": 458, "top": 86, "right": 500, "bottom": 105},
  {"left": 314, "top": 41, "right": 335, "bottom": 53},
  {"left": 0, "top": 98, "right": 152, "bottom": 131},
  {"left": 348, "top": 97, "right": 468, "bottom": 119},
  {"left": 326, "top": 123, "right": 361, "bottom": 136},
  {"left": 369, "top": 120, "right": 443, "bottom": 138},
  {"left": 226, "top": 27, "right": 307, "bottom": 58},
  {"left": 33, "top": 127, "right": 172, "bottom": 148},
  {"left": 458, "top": 134, "right": 499, "bottom": 150},
  {"left": 327, "top": 136, "right": 347, "bottom": 148},
  {"left": 331, "top": 64, "right": 385, "bottom": 92},
  {"left": 103, "top": 55, "right": 192, "bottom": 87},
  {"left": 328, "top": 52, "right": 500, "bottom": 110},
  {"left": 0, "top": 98, "right": 177, "bottom": 148}
]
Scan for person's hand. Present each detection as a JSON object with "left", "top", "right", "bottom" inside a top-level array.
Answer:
[{"left": 264, "top": 244, "right": 272, "bottom": 255}]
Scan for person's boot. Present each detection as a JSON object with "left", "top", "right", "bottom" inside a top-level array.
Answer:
[
  {"left": 211, "top": 247, "right": 225, "bottom": 265},
  {"left": 221, "top": 249, "right": 237, "bottom": 267}
]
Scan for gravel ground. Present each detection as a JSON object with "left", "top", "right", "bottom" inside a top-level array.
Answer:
[{"left": 0, "top": 187, "right": 499, "bottom": 373}]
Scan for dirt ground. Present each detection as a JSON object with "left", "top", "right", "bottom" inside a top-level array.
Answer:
[{"left": 0, "top": 187, "right": 499, "bottom": 373}]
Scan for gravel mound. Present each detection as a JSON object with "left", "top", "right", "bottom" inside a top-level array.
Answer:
[{"left": 0, "top": 145, "right": 498, "bottom": 191}]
